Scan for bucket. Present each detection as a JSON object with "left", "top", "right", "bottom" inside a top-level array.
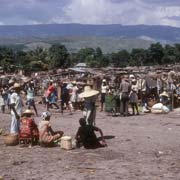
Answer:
[{"left": 61, "top": 136, "right": 72, "bottom": 150}]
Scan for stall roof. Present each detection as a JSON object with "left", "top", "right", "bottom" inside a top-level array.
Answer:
[{"left": 69, "top": 68, "right": 87, "bottom": 73}]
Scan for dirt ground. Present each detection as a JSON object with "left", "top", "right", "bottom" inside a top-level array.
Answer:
[{"left": 1, "top": 104, "right": 180, "bottom": 180}]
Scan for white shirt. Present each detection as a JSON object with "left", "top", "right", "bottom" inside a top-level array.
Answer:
[
  {"left": 101, "top": 85, "right": 108, "bottom": 94},
  {"left": 10, "top": 92, "right": 23, "bottom": 116}
]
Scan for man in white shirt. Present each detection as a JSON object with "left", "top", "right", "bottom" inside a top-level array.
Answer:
[
  {"left": 10, "top": 83, "right": 23, "bottom": 134},
  {"left": 100, "top": 79, "right": 108, "bottom": 112}
]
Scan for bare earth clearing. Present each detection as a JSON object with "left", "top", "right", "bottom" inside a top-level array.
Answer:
[{"left": 1, "top": 104, "right": 180, "bottom": 180}]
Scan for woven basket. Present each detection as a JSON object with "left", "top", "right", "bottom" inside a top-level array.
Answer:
[{"left": 4, "top": 134, "right": 19, "bottom": 146}]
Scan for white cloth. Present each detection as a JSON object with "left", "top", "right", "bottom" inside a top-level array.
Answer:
[
  {"left": 151, "top": 103, "right": 170, "bottom": 114},
  {"left": 101, "top": 85, "right": 108, "bottom": 93},
  {"left": 70, "top": 86, "right": 79, "bottom": 102},
  {"left": 10, "top": 92, "right": 23, "bottom": 116}
]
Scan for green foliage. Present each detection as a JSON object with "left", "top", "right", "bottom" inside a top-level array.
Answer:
[
  {"left": 1, "top": 42, "right": 180, "bottom": 72},
  {"left": 111, "top": 50, "right": 130, "bottom": 67},
  {"left": 48, "top": 44, "right": 69, "bottom": 69}
]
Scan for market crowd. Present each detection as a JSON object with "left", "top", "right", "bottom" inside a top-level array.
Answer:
[{"left": 0, "top": 70, "right": 179, "bottom": 148}]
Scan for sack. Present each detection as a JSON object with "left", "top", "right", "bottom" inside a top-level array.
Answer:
[{"left": 151, "top": 103, "right": 170, "bottom": 114}]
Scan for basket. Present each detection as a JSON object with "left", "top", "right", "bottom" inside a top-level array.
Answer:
[{"left": 4, "top": 134, "right": 19, "bottom": 146}]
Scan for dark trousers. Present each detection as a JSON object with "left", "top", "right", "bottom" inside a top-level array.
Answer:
[
  {"left": 120, "top": 93, "right": 129, "bottom": 115},
  {"left": 131, "top": 103, "right": 139, "bottom": 115}
]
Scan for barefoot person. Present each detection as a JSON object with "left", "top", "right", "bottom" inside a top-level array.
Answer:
[
  {"left": 39, "top": 112, "right": 64, "bottom": 147},
  {"left": 75, "top": 118, "right": 107, "bottom": 149}
]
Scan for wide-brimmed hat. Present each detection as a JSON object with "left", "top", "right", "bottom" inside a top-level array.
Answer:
[
  {"left": 160, "top": 91, "right": 169, "bottom": 97},
  {"left": 72, "top": 81, "right": 77, "bottom": 84},
  {"left": 79, "top": 86, "right": 99, "bottom": 98},
  {"left": 22, "top": 109, "right": 34, "bottom": 116},
  {"left": 9, "top": 83, "right": 21, "bottom": 90},
  {"left": 14, "top": 83, "right": 21, "bottom": 88},
  {"left": 8, "top": 79, "right": 15, "bottom": 85},
  {"left": 22, "top": 77, "right": 32, "bottom": 83}
]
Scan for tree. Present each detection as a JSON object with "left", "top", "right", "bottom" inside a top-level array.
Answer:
[
  {"left": 111, "top": 50, "right": 130, "bottom": 67},
  {"left": 162, "top": 44, "right": 176, "bottom": 64},
  {"left": 76, "top": 48, "right": 95, "bottom": 62},
  {"left": 95, "top": 47, "right": 103, "bottom": 58},
  {"left": 48, "top": 44, "right": 69, "bottom": 69},
  {"left": 148, "top": 43, "right": 164, "bottom": 65},
  {"left": 130, "top": 48, "right": 147, "bottom": 66}
]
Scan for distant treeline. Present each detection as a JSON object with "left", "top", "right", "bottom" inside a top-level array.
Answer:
[{"left": 0, "top": 42, "right": 180, "bottom": 72}]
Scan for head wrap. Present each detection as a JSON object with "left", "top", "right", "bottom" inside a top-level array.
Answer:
[{"left": 41, "top": 111, "right": 51, "bottom": 120}]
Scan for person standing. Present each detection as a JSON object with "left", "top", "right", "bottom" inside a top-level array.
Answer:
[
  {"left": 26, "top": 81, "right": 38, "bottom": 116},
  {"left": 120, "top": 76, "right": 131, "bottom": 116},
  {"left": 129, "top": 80, "right": 139, "bottom": 115},
  {"left": 100, "top": 79, "right": 109, "bottom": 112},
  {"left": 70, "top": 81, "right": 79, "bottom": 111},
  {"left": 79, "top": 86, "right": 99, "bottom": 125},
  {"left": 10, "top": 83, "right": 23, "bottom": 134}
]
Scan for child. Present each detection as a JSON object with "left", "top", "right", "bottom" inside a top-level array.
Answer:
[
  {"left": 129, "top": 83, "right": 139, "bottom": 115},
  {"left": 75, "top": 118, "right": 107, "bottom": 149},
  {"left": 39, "top": 112, "right": 64, "bottom": 147}
]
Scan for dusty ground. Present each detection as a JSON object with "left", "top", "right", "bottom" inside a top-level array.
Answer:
[{"left": 1, "top": 104, "right": 180, "bottom": 180}]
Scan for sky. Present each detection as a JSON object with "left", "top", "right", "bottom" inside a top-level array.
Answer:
[{"left": 0, "top": 0, "right": 180, "bottom": 27}]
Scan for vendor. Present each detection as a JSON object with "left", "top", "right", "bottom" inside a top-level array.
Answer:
[
  {"left": 75, "top": 118, "right": 107, "bottom": 149},
  {"left": 79, "top": 86, "right": 99, "bottom": 125},
  {"left": 19, "top": 109, "right": 39, "bottom": 145},
  {"left": 39, "top": 112, "right": 64, "bottom": 147}
]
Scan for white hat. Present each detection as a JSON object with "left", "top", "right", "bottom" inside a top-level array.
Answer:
[
  {"left": 13, "top": 83, "right": 21, "bottom": 89},
  {"left": 79, "top": 86, "right": 99, "bottom": 98},
  {"left": 129, "top": 74, "right": 135, "bottom": 79},
  {"left": 160, "top": 91, "right": 169, "bottom": 97},
  {"left": 22, "top": 109, "right": 34, "bottom": 116},
  {"left": 8, "top": 79, "right": 15, "bottom": 84},
  {"left": 102, "top": 79, "right": 106, "bottom": 83}
]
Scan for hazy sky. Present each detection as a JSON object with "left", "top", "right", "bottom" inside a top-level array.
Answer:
[{"left": 0, "top": 0, "right": 180, "bottom": 27}]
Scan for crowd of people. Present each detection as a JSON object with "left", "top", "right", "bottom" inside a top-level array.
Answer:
[{"left": 1, "top": 70, "right": 180, "bottom": 148}]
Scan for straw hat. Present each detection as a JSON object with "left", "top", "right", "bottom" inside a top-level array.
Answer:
[
  {"left": 13, "top": 83, "right": 21, "bottom": 88},
  {"left": 8, "top": 79, "right": 15, "bottom": 85},
  {"left": 22, "top": 109, "right": 34, "bottom": 116},
  {"left": 72, "top": 81, "right": 77, "bottom": 84},
  {"left": 79, "top": 86, "right": 99, "bottom": 98},
  {"left": 22, "top": 77, "right": 31, "bottom": 83},
  {"left": 160, "top": 91, "right": 169, "bottom": 97}
]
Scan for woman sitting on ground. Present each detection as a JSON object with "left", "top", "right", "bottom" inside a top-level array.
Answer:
[
  {"left": 75, "top": 118, "right": 107, "bottom": 149},
  {"left": 39, "top": 112, "right": 64, "bottom": 147},
  {"left": 19, "top": 109, "right": 39, "bottom": 145}
]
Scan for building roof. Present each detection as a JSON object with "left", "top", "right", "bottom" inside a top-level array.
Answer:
[{"left": 75, "top": 63, "right": 87, "bottom": 68}]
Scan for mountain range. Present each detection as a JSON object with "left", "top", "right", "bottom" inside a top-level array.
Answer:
[{"left": 0, "top": 24, "right": 180, "bottom": 53}]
